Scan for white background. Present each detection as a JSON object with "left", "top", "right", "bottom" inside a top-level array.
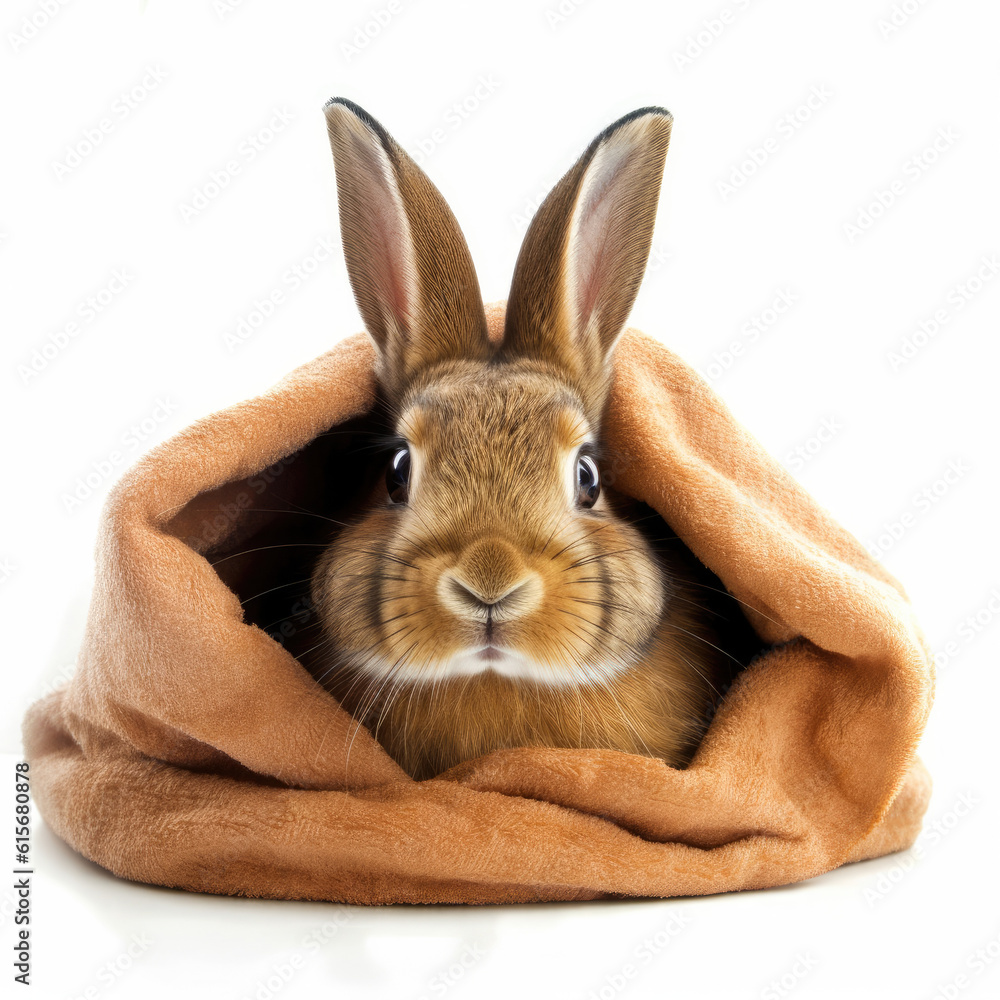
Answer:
[{"left": 2, "top": 0, "right": 999, "bottom": 997}]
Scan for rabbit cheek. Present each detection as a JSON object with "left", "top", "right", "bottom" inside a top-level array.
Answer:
[
  {"left": 309, "top": 514, "right": 469, "bottom": 687},
  {"left": 531, "top": 517, "right": 665, "bottom": 683}
]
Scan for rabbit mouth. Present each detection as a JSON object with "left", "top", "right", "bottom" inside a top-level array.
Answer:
[
  {"left": 475, "top": 644, "right": 506, "bottom": 663},
  {"left": 425, "top": 643, "right": 620, "bottom": 686},
  {"left": 447, "top": 643, "right": 529, "bottom": 678}
]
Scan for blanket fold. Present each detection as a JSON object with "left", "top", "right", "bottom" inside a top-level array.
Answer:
[{"left": 23, "top": 303, "right": 934, "bottom": 904}]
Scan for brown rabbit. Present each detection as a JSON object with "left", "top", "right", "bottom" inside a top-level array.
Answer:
[{"left": 307, "top": 99, "right": 758, "bottom": 780}]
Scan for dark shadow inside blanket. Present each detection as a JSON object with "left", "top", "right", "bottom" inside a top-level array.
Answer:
[{"left": 164, "top": 414, "right": 768, "bottom": 762}]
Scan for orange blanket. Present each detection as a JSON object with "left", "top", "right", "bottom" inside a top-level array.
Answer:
[{"left": 22, "top": 301, "right": 933, "bottom": 904}]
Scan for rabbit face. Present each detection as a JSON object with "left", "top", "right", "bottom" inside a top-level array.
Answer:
[{"left": 311, "top": 357, "right": 665, "bottom": 687}]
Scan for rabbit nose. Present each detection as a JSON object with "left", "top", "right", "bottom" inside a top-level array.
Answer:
[
  {"left": 446, "top": 576, "right": 510, "bottom": 612},
  {"left": 440, "top": 574, "right": 540, "bottom": 623},
  {"left": 438, "top": 539, "right": 541, "bottom": 622}
]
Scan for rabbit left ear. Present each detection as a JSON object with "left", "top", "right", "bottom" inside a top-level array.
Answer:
[
  {"left": 501, "top": 108, "right": 672, "bottom": 409},
  {"left": 324, "top": 98, "right": 491, "bottom": 394}
]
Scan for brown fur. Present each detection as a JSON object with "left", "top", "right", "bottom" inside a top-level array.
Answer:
[
  {"left": 324, "top": 97, "right": 491, "bottom": 395},
  {"left": 322, "top": 587, "right": 732, "bottom": 782},
  {"left": 502, "top": 110, "right": 673, "bottom": 419},
  {"left": 311, "top": 101, "right": 749, "bottom": 780},
  {"left": 309, "top": 361, "right": 742, "bottom": 779}
]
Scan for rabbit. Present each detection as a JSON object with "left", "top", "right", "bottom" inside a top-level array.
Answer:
[{"left": 306, "top": 98, "right": 759, "bottom": 781}]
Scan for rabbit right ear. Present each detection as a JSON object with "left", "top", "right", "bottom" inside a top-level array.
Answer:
[
  {"left": 501, "top": 108, "right": 672, "bottom": 415},
  {"left": 324, "top": 98, "right": 491, "bottom": 394}
]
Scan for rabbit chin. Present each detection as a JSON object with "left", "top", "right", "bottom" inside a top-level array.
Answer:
[{"left": 356, "top": 646, "right": 629, "bottom": 688}]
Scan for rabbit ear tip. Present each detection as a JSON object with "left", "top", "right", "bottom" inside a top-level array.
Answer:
[
  {"left": 625, "top": 104, "right": 674, "bottom": 121},
  {"left": 324, "top": 98, "right": 395, "bottom": 152},
  {"left": 604, "top": 106, "right": 673, "bottom": 138},
  {"left": 583, "top": 106, "right": 673, "bottom": 157},
  {"left": 324, "top": 97, "right": 362, "bottom": 120},
  {"left": 631, "top": 105, "right": 673, "bottom": 120}
]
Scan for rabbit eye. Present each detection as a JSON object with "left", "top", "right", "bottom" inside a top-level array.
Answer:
[
  {"left": 577, "top": 453, "right": 600, "bottom": 508},
  {"left": 386, "top": 446, "right": 410, "bottom": 503}
]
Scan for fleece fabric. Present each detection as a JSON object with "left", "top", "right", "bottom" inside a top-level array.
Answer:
[{"left": 23, "top": 302, "right": 934, "bottom": 904}]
